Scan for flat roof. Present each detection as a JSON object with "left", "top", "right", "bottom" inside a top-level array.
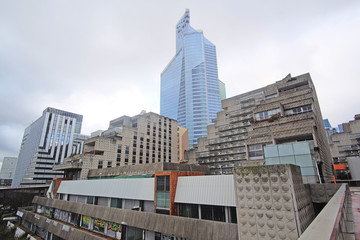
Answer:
[
  {"left": 175, "top": 175, "right": 236, "bottom": 206},
  {"left": 57, "top": 178, "right": 154, "bottom": 201}
]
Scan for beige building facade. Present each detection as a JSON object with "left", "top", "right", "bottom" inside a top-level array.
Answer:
[
  {"left": 197, "top": 73, "right": 333, "bottom": 182},
  {"left": 55, "top": 112, "right": 188, "bottom": 179},
  {"left": 330, "top": 114, "right": 360, "bottom": 180}
]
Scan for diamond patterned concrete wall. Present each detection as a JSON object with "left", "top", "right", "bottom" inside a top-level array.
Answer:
[{"left": 233, "top": 164, "right": 315, "bottom": 240}]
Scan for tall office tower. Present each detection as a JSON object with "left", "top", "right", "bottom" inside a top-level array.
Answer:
[
  {"left": 197, "top": 73, "right": 333, "bottom": 183},
  {"left": 160, "top": 10, "right": 223, "bottom": 148},
  {"left": 12, "top": 107, "right": 87, "bottom": 186}
]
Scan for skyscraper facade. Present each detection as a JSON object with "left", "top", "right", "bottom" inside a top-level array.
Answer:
[
  {"left": 12, "top": 107, "right": 87, "bottom": 186},
  {"left": 160, "top": 10, "right": 223, "bottom": 148}
]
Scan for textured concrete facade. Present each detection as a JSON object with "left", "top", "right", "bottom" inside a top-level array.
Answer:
[
  {"left": 329, "top": 114, "right": 360, "bottom": 180},
  {"left": 54, "top": 112, "right": 187, "bottom": 180},
  {"left": 28, "top": 196, "right": 238, "bottom": 240},
  {"left": 197, "top": 73, "right": 333, "bottom": 182},
  {"left": 233, "top": 164, "right": 315, "bottom": 240}
]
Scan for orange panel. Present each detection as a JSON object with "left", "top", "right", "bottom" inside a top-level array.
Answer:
[{"left": 334, "top": 164, "right": 346, "bottom": 170}]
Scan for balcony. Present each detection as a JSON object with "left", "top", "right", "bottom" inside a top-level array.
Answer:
[{"left": 53, "top": 158, "right": 83, "bottom": 171}]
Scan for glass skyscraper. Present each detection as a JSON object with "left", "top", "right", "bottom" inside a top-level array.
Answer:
[{"left": 160, "top": 10, "right": 224, "bottom": 148}]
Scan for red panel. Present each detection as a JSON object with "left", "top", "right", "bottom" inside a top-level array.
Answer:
[{"left": 334, "top": 164, "right": 346, "bottom": 170}]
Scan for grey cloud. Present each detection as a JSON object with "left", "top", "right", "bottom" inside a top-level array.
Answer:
[{"left": 0, "top": 0, "right": 359, "bottom": 160}]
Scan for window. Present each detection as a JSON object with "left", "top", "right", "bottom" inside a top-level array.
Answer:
[
  {"left": 87, "top": 196, "right": 95, "bottom": 204},
  {"left": 132, "top": 156, "right": 136, "bottom": 165},
  {"left": 98, "top": 160, "right": 103, "bottom": 169},
  {"left": 229, "top": 207, "right": 237, "bottom": 223},
  {"left": 255, "top": 108, "right": 280, "bottom": 121},
  {"left": 110, "top": 198, "right": 122, "bottom": 208},
  {"left": 248, "top": 144, "right": 264, "bottom": 160},
  {"left": 107, "top": 161, "right": 112, "bottom": 168},
  {"left": 156, "top": 175, "right": 170, "bottom": 210},
  {"left": 179, "top": 203, "right": 199, "bottom": 219},
  {"left": 285, "top": 104, "right": 312, "bottom": 116},
  {"left": 116, "top": 145, "right": 122, "bottom": 166},
  {"left": 200, "top": 205, "right": 225, "bottom": 222}
]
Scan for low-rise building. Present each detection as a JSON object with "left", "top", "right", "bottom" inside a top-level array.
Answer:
[{"left": 16, "top": 163, "right": 347, "bottom": 240}]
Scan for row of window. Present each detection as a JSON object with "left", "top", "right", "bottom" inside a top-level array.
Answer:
[{"left": 255, "top": 104, "right": 312, "bottom": 121}]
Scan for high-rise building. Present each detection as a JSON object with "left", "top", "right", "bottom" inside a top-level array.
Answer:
[
  {"left": 0, "top": 156, "right": 18, "bottom": 186},
  {"left": 323, "top": 119, "right": 337, "bottom": 144},
  {"left": 12, "top": 107, "right": 87, "bottom": 186},
  {"left": 54, "top": 111, "right": 189, "bottom": 180},
  {"left": 196, "top": 73, "right": 333, "bottom": 183},
  {"left": 330, "top": 114, "right": 360, "bottom": 180},
  {"left": 160, "top": 10, "right": 223, "bottom": 148}
]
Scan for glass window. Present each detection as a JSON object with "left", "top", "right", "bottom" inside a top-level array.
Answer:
[
  {"left": 229, "top": 207, "right": 237, "bottom": 223},
  {"left": 111, "top": 198, "right": 122, "bottom": 208},
  {"left": 285, "top": 104, "right": 312, "bottom": 116},
  {"left": 200, "top": 205, "right": 225, "bottom": 222},
  {"left": 156, "top": 175, "right": 170, "bottom": 191},
  {"left": 255, "top": 108, "right": 280, "bottom": 121},
  {"left": 156, "top": 175, "right": 170, "bottom": 209},
  {"left": 179, "top": 203, "right": 199, "bottom": 219},
  {"left": 200, "top": 205, "right": 213, "bottom": 220},
  {"left": 248, "top": 144, "right": 264, "bottom": 160},
  {"left": 213, "top": 206, "right": 225, "bottom": 222},
  {"left": 87, "top": 196, "right": 94, "bottom": 204}
]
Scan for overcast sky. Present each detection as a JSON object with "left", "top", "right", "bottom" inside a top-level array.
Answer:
[{"left": 1, "top": 0, "right": 359, "bottom": 166}]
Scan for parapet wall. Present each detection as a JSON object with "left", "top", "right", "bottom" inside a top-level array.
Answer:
[{"left": 233, "top": 164, "right": 315, "bottom": 240}]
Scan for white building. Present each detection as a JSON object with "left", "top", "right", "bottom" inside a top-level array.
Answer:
[{"left": 12, "top": 107, "right": 88, "bottom": 187}]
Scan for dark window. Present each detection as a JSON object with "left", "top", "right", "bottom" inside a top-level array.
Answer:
[
  {"left": 98, "top": 160, "right": 103, "bottom": 169},
  {"left": 229, "top": 207, "right": 237, "bottom": 223},
  {"left": 200, "top": 205, "right": 225, "bottom": 222},
  {"left": 155, "top": 209, "right": 170, "bottom": 215},
  {"left": 87, "top": 196, "right": 94, "bottom": 204},
  {"left": 107, "top": 161, "right": 112, "bottom": 168},
  {"left": 201, "top": 205, "right": 213, "bottom": 220},
  {"left": 110, "top": 198, "right": 122, "bottom": 208},
  {"left": 179, "top": 203, "right": 199, "bottom": 219}
]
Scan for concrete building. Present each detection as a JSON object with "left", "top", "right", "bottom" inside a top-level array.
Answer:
[
  {"left": 15, "top": 163, "right": 355, "bottom": 240},
  {"left": 54, "top": 112, "right": 189, "bottom": 180},
  {"left": 12, "top": 107, "right": 88, "bottom": 187},
  {"left": 0, "top": 157, "right": 18, "bottom": 186},
  {"left": 330, "top": 114, "right": 360, "bottom": 180},
  {"left": 160, "top": 10, "right": 224, "bottom": 148},
  {"left": 196, "top": 73, "right": 333, "bottom": 183}
]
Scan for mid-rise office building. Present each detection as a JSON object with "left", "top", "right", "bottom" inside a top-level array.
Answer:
[
  {"left": 330, "top": 114, "right": 360, "bottom": 180},
  {"left": 12, "top": 107, "right": 87, "bottom": 187},
  {"left": 160, "top": 10, "right": 224, "bottom": 148},
  {"left": 54, "top": 112, "right": 189, "bottom": 180},
  {"left": 197, "top": 73, "right": 333, "bottom": 183}
]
